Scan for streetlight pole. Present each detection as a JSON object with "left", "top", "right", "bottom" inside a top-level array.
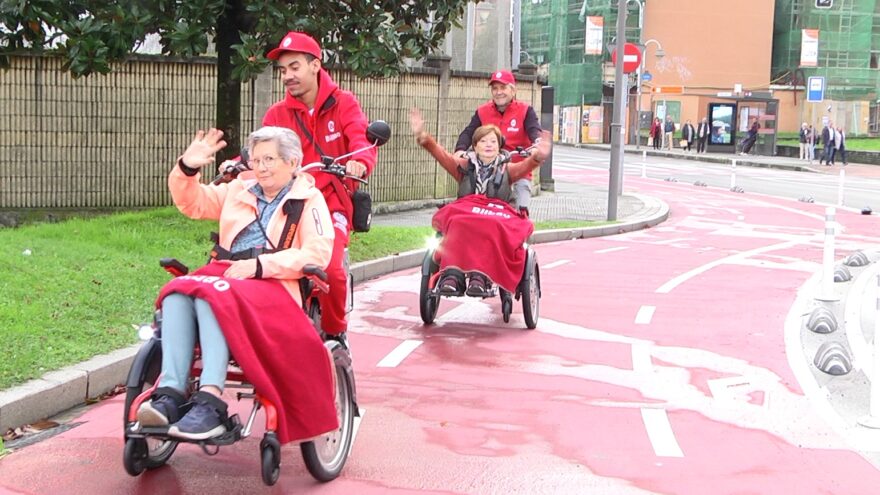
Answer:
[
  {"left": 608, "top": 0, "right": 628, "bottom": 221},
  {"left": 637, "top": 38, "right": 664, "bottom": 150},
  {"left": 628, "top": 0, "right": 644, "bottom": 148}
]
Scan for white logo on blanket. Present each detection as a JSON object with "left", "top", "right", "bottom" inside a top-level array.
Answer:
[
  {"left": 178, "top": 275, "right": 230, "bottom": 292},
  {"left": 471, "top": 202, "right": 512, "bottom": 219}
]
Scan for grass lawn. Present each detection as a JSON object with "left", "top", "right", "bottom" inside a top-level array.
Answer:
[
  {"left": 777, "top": 135, "right": 880, "bottom": 151},
  {"left": 0, "top": 208, "right": 606, "bottom": 390}
]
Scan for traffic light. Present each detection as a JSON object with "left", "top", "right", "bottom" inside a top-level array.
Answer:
[{"left": 816, "top": 0, "right": 833, "bottom": 8}]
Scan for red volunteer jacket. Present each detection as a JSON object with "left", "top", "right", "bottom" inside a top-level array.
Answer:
[
  {"left": 476, "top": 100, "right": 532, "bottom": 160},
  {"left": 263, "top": 69, "right": 377, "bottom": 221}
]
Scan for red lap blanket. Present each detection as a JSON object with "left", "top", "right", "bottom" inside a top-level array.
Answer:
[
  {"left": 156, "top": 262, "right": 337, "bottom": 444},
  {"left": 431, "top": 195, "right": 534, "bottom": 293}
]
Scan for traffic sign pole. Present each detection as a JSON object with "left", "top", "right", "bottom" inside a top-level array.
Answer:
[{"left": 608, "top": 0, "right": 628, "bottom": 221}]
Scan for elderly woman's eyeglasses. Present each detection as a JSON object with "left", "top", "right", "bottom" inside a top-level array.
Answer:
[{"left": 248, "top": 155, "right": 281, "bottom": 169}]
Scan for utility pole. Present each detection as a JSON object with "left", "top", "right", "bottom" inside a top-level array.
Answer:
[{"left": 607, "top": 0, "right": 627, "bottom": 221}]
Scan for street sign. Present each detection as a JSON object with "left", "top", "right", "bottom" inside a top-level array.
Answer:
[
  {"left": 807, "top": 76, "right": 825, "bottom": 102},
  {"left": 611, "top": 42, "right": 642, "bottom": 74},
  {"left": 641, "top": 72, "right": 652, "bottom": 82},
  {"left": 653, "top": 86, "right": 683, "bottom": 94}
]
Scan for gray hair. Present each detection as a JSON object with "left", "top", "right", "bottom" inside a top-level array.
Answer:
[{"left": 246, "top": 126, "right": 303, "bottom": 165}]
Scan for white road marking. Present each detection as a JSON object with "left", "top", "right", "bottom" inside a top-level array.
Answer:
[
  {"left": 635, "top": 305, "right": 656, "bottom": 325},
  {"left": 640, "top": 408, "right": 684, "bottom": 457},
  {"left": 595, "top": 246, "right": 630, "bottom": 254},
  {"left": 655, "top": 238, "right": 809, "bottom": 294},
  {"left": 631, "top": 343, "right": 653, "bottom": 374},
  {"left": 542, "top": 259, "right": 571, "bottom": 270},
  {"left": 725, "top": 257, "right": 819, "bottom": 272},
  {"left": 376, "top": 339, "right": 423, "bottom": 368}
]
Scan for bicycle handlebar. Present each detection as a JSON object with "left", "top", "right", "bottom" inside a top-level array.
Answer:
[{"left": 299, "top": 162, "right": 368, "bottom": 185}]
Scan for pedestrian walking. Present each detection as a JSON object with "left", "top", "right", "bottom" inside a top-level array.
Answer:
[
  {"left": 663, "top": 116, "right": 675, "bottom": 151},
  {"left": 798, "top": 122, "right": 808, "bottom": 160},
  {"left": 836, "top": 126, "right": 847, "bottom": 165},
  {"left": 820, "top": 122, "right": 835, "bottom": 165},
  {"left": 650, "top": 117, "right": 662, "bottom": 150},
  {"left": 696, "top": 117, "right": 710, "bottom": 153},
  {"left": 681, "top": 119, "right": 695, "bottom": 152}
]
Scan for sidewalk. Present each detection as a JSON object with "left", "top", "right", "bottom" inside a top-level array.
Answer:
[
  {"left": 573, "top": 143, "right": 880, "bottom": 179},
  {"left": 373, "top": 179, "right": 651, "bottom": 227}
]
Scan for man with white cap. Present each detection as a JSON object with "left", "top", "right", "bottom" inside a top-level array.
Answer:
[
  {"left": 453, "top": 70, "right": 543, "bottom": 215},
  {"left": 262, "top": 31, "right": 377, "bottom": 340}
]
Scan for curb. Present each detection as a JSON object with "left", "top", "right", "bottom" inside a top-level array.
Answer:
[
  {"left": 567, "top": 143, "right": 818, "bottom": 173},
  {"left": 0, "top": 196, "right": 670, "bottom": 432},
  {"left": 350, "top": 193, "right": 669, "bottom": 284}
]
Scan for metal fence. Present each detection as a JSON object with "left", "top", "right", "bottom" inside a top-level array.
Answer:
[{"left": 0, "top": 54, "right": 540, "bottom": 209}]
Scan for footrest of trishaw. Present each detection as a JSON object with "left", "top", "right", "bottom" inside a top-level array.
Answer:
[
  {"left": 201, "top": 414, "right": 244, "bottom": 446},
  {"left": 126, "top": 413, "right": 243, "bottom": 446}
]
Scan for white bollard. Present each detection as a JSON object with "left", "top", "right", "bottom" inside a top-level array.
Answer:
[
  {"left": 817, "top": 207, "right": 839, "bottom": 302},
  {"left": 860, "top": 273, "right": 880, "bottom": 428},
  {"left": 641, "top": 151, "right": 647, "bottom": 178},
  {"left": 730, "top": 159, "right": 737, "bottom": 189},
  {"left": 837, "top": 169, "right": 846, "bottom": 207}
]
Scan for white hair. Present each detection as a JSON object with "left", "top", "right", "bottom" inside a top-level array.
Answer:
[{"left": 247, "top": 126, "right": 303, "bottom": 164}]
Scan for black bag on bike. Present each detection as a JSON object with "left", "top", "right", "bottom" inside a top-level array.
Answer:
[{"left": 351, "top": 189, "right": 372, "bottom": 233}]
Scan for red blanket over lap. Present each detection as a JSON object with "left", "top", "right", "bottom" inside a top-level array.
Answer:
[
  {"left": 431, "top": 195, "right": 534, "bottom": 293},
  {"left": 156, "top": 262, "right": 338, "bottom": 444}
]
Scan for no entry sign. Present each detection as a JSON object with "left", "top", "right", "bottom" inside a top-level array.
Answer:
[{"left": 612, "top": 42, "right": 642, "bottom": 73}]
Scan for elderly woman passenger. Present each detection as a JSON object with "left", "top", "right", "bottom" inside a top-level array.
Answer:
[
  {"left": 137, "top": 126, "right": 337, "bottom": 443},
  {"left": 409, "top": 108, "right": 550, "bottom": 296}
]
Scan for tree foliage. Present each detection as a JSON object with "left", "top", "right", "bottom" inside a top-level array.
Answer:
[
  {"left": 1, "top": 0, "right": 472, "bottom": 157},
  {"left": 1, "top": 0, "right": 468, "bottom": 77}
]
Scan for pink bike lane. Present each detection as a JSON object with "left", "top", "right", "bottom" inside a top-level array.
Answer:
[{"left": 2, "top": 171, "right": 879, "bottom": 494}]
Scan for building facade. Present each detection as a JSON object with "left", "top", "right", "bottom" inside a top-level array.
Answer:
[{"left": 522, "top": 0, "right": 880, "bottom": 147}]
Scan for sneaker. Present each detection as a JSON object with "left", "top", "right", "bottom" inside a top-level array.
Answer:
[
  {"left": 137, "top": 387, "right": 185, "bottom": 426},
  {"left": 466, "top": 274, "right": 490, "bottom": 297},
  {"left": 438, "top": 275, "right": 462, "bottom": 295},
  {"left": 167, "top": 391, "right": 228, "bottom": 440}
]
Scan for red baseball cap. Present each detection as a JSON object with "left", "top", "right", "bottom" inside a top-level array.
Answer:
[
  {"left": 267, "top": 31, "right": 322, "bottom": 60},
  {"left": 489, "top": 70, "right": 516, "bottom": 86}
]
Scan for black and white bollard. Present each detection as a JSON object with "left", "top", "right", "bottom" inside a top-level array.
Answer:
[
  {"left": 817, "top": 207, "right": 840, "bottom": 302},
  {"left": 730, "top": 159, "right": 737, "bottom": 190}
]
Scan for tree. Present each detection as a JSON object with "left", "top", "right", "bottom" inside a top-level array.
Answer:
[{"left": 0, "top": 0, "right": 472, "bottom": 160}]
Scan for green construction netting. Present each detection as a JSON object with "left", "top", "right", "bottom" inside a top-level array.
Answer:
[
  {"left": 522, "top": 0, "right": 641, "bottom": 106},
  {"left": 772, "top": 0, "right": 880, "bottom": 100}
]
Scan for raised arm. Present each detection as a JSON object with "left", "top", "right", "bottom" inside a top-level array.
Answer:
[
  {"left": 410, "top": 107, "right": 467, "bottom": 182},
  {"left": 168, "top": 128, "right": 230, "bottom": 220}
]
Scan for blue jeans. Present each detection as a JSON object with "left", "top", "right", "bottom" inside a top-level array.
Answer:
[
  {"left": 158, "top": 293, "right": 229, "bottom": 393},
  {"left": 823, "top": 146, "right": 836, "bottom": 164}
]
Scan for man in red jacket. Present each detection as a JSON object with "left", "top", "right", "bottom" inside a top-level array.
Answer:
[
  {"left": 263, "top": 31, "right": 377, "bottom": 337},
  {"left": 454, "top": 70, "right": 543, "bottom": 214}
]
